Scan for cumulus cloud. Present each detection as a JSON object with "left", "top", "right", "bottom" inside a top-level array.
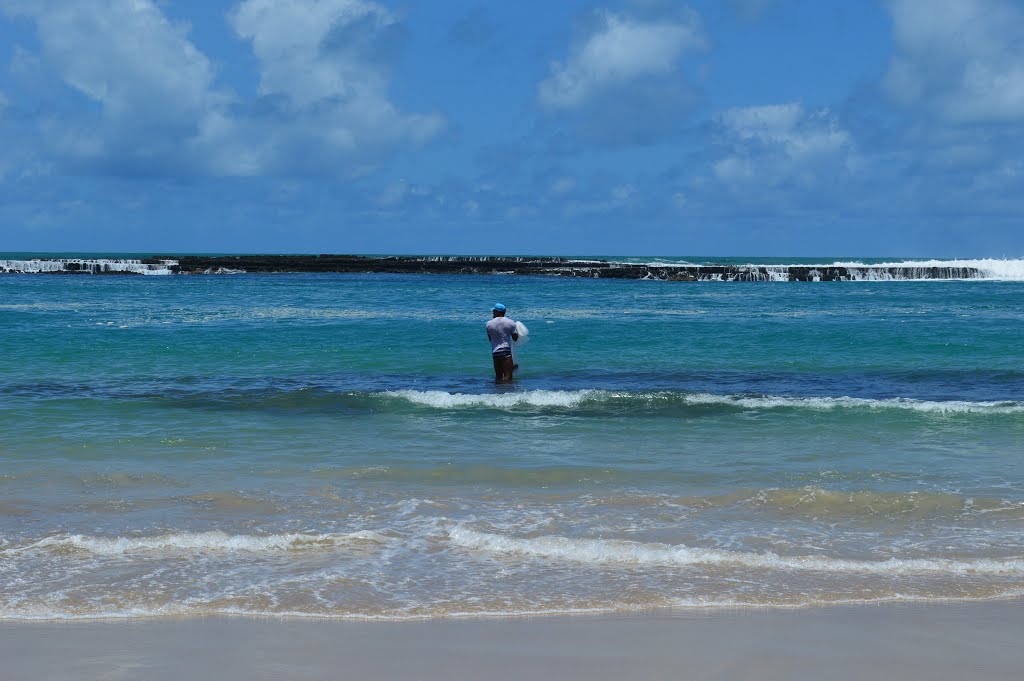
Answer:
[
  {"left": 539, "top": 9, "right": 704, "bottom": 111},
  {"left": 709, "top": 103, "right": 857, "bottom": 190},
  {"left": 869, "top": 0, "right": 1024, "bottom": 222},
  {"left": 0, "top": 0, "right": 444, "bottom": 177},
  {"left": 228, "top": 0, "right": 444, "bottom": 171},
  {"left": 537, "top": 8, "right": 705, "bottom": 146},
  {"left": 716, "top": 104, "right": 852, "bottom": 158},
  {"left": 2, "top": 1, "right": 218, "bottom": 123},
  {"left": 2, "top": 0, "right": 230, "bottom": 174},
  {"left": 883, "top": 0, "right": 1024, "bottom": 123}
]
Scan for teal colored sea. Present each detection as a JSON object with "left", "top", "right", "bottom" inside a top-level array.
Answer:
[{"left": 2, "top": 262, "right": 1024, "bottom": 619}]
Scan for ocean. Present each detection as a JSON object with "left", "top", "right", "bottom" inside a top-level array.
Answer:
[{"left": 2, "top": 258, "right": 1023, "bottom": 619}]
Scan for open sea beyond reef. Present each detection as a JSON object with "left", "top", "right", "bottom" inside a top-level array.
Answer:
[{"left": 2, "top": 258, "right": 1024, "bottom": 620}]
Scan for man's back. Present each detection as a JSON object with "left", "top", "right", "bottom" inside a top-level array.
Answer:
[{"left": 486, "top": 316, "right": 517, "bottom": 354}]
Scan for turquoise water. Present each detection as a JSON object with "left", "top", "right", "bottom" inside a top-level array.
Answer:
[{"left": 2, "top": 271, "right": 1023, "bottom": 619}]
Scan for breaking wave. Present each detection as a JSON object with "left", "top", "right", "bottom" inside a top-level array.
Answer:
[
  {"left": 387, "top": 389, "right": 602, "bottom": 409},
  {"left": 449, "top": 527, "right": 1024, "bottom": 575},
  {"left": 8, "top": 530, "right": 390, "bottom": 556},
  {"left": 0, "top": 258, "right": 176, "bottom": 275},
  {"left": 611, "top": 258, "right": 1024, "bottom": 281},
  {"left": 385, "top": 389, "right": 1024, "bottom": 415},
  {"left": 828, "top": 259, "right": 1024, "bottom": 281}
]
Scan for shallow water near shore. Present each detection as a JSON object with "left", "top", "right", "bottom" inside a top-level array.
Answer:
[{"left": 1, "top": 271, "right": 1023, "bottom": 619}]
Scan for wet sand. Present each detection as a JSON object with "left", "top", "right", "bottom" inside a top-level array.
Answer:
[{"left": 2, "top": 601, "right": 1022, "bottom": 680}]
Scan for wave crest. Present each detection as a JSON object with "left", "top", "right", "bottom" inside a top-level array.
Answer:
[
  {"left": 682, "top": 393, "right": 1024, "bottom": 414},
  {"left": 828, "top": 258, "right": 1024, "bottom": 281},
  {"left": 386, "top": 389, "right": 602, "bottom": 409},
  {"left": 448, "top": 527, "right": 1024, "bottom": 575},
  {"left": 385, "top": 389, "right": 1024, "bottom": 415},
  {"left": 13, "top": 530, "right": 389, "bottom": 556}
]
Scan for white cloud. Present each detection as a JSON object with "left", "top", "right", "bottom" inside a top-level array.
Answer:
[
  {"left": 1, "top": 0, "right": 443, "bottom": 177},
  {"left": 538, "top": 9, "right": 705, "bottom": 111},
  {"left": 231, "top": 0, "right": 381, "bottom": 109},
  {"left": 4, "top": 0, "right": 220, "bottom": 123},
  {"left": 711, "top": 103, "right": 856, "bottom": 185},
  {"left": 229, "top": 0, "right": 444, "bottom": 166},
  {"left": 2, "top": 0, "right": 229, "bottom": 169},
  {"left": 712, "top": 156, "right": 755, "bottom": 184},
  {"left": 883, "top": 0, "right": 1024, "bottom": 123},
  {"left": 717, "top": 103, "right": 852, "bottom": 160}
]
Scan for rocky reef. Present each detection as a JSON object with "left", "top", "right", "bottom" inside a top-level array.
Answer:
[
  {"left": 150, "top": 255, "right": 984, "bottom": 281},
  {"left": 1, "top": 255, "right": 987, "bottom": 281}
]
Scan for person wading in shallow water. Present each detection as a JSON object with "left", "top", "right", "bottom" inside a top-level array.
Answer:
[{"left": 486, "top": 303, "right": 519, "bottom": 383}]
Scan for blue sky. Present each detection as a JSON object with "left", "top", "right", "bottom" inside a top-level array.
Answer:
[{"left": 1, "top": 0, "right": 1022, "bottom": 256}]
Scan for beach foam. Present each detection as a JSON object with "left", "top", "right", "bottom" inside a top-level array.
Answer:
[
  {"left": 448, "top": 527, "right": 1024, "bottom": 575},
  {"left": 12, "top": 530, "right": 389, "bottom": 556}
]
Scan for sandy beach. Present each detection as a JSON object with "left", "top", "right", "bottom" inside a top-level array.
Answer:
[{"left": 3, "top": 601, "right": 1022, "bottom": 681}]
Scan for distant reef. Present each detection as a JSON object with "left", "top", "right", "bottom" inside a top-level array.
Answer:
[{"left": 0, "top": 255, "right": 987, "bottom": 281}]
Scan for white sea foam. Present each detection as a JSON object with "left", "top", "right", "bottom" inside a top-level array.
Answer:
[
  {"left": 829, "top": 258, "right": 1024, "bottom": 281},
  {"left": 0, "top": 601, "right": 622, "bottom": 622},
  {"left": 681, "top": 393, "right": 1024, "bottom": 414},
  {"left": 449, "top": 527, "right": 1024, "bottom": 575},
  {"left": 15, "top": 530, "right": 389, "bottom": 556},
  {"left": 387, "top": 389, "right": 603, "bottom": 409},
  {"left": 0, "top": 258, "right": 177, "bottom": 275},
  {"left": 604, "top": 257, "right": 1024, "bottom": 280},
  {"left": 384, "top": 389, "right": 1024, "bottom": 415}
]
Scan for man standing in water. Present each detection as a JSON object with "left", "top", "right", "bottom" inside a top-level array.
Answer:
[{"left": 486, "top": 303, "right": 518, "bottom": 382}]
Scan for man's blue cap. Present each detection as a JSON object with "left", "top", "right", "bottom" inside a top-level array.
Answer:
[{"left": 492, "top": 303, "right": 506, "bottom": 312}]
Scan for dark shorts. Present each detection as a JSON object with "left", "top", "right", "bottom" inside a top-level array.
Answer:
[{"left": 492, "top": 349, "right": 512, "bottom": 359}]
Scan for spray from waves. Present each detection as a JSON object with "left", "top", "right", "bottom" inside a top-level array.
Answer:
[
  {"left": 0, "top": 258, "right": 176, "bottom": 275},
  {"left": 606, "top": 258, "right": 1024, "bottom": 280},
  {"left": 449, "top": 527, "right": 1024, "bottom": 576},
  {"left": 8, "top": 530, "right": 391, "bottom": 556},
  {"left": 828, "top": 258, "right": 1024, "bottom": 281},
  {"left": 385, "top": 389, "right": 1024, "bottom": 415}
]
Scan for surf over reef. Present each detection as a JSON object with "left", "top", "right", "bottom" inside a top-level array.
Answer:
[{"left": 1, "top": 255, "right": 1017, "bottom": 281}]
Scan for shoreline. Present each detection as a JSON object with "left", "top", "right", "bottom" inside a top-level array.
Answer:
[
  {"left": 3, "top": 601, "right": 1021, "bottom": 680},
  {"left": 3, "top": 593, "right": 1023, "bottom": 623}
]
